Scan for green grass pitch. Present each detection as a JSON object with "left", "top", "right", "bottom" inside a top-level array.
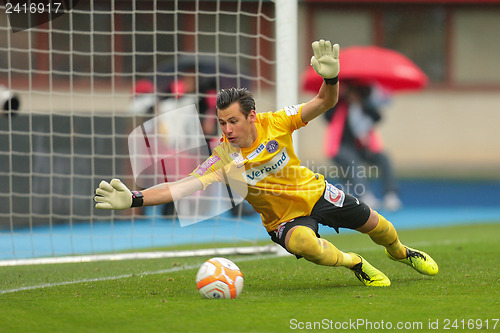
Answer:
[{"left": 1, "top": 223, "right": 499, "bottom": 333}]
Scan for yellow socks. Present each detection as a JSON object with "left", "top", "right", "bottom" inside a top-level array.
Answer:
[
  {"left": 338, "top": 251, "right": 361, "bottom": 268},
  {"left": 287, "top": 226, "right": 361, "bottom": 268},
  {"left": 368, "top": 214, "right": 406, "bottom": 259},
  {"left": 286, "top": 215, "right": 406, "bottom": 268}
]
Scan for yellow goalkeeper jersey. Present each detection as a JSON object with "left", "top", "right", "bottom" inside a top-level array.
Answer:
[{"left": 191, "top": 104, "right": 325, "bottom": 232}]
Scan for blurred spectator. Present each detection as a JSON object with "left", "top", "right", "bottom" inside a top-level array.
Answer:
[
  {"left": 0, "top": 85, "right": 20, "bottom": 117},
  {"left": 323, "top": 81, "right": 402, "bottom": 211},
  {"left": 129, "top": 72, "right": 254, "bottom": 217},
  {"left": 129, "top": 74, "right": 218, "bottom": 217},
  {"left": 129, "top": 74, "right": 218, "bottom": 143}
]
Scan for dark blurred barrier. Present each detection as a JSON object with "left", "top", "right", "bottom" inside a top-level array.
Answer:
[{"left": 0, "top": 113, "right": 141, "bottom": 230}]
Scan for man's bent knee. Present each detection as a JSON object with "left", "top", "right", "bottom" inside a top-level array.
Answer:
[
  {"left": 356, "top": 208, "right": 379, "bottom": 233},
  {"left": 286, "top": 226, "right": 323, "bottom": 259}
]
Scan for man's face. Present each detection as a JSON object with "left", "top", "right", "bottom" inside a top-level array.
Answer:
[{"left": 217, "top": 102, "right": 257, "bottom": 148}]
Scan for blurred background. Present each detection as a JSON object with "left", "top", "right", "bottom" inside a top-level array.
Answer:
[
  {"left": 1, "top": 0, "right": 499, "bottom": 260},
  {"left": 296, "top": 1, "right": 500, "bottom": 179},
  {"left": 2, "top": 1, "right": 499, "bottom": 174}
]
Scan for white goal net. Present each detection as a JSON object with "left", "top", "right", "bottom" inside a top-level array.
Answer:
[{"left": 0, "top": 0, "right": 280, "bottom": 263}]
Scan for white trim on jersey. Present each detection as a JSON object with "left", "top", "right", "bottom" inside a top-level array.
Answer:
[{"left": 284, "top": 104, "right": 301, "bottom": 116}]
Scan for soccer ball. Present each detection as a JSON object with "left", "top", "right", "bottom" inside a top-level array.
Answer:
[{"left": 196, "top": 257, "right": 244, "bottom": 299}]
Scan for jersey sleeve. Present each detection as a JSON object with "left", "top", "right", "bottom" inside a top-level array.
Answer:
[
  {"left": 190, "top": 153, "right": 225, "bottom": 190},
  {"left": 274, "top": 104, "right": 308, "bottom": 132}
]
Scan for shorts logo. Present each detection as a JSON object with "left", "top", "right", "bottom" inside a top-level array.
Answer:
[
  {"left": 275, "top": 221, "right": 289, "bottom": 239},
  {"left": 266, "top": 140, "right": 279, "bottom": 153},
  {"left": 324, "top": 182, "right": 345, "bottom": 207}
]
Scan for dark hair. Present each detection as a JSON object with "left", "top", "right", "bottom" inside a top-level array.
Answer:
[{"left": 216, "top": 87, "right": 255, "bottom": 118}]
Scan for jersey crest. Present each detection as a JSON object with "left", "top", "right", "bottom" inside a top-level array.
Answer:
[{"left": 266, "top": 140, "right": 279, "bottom": 153}]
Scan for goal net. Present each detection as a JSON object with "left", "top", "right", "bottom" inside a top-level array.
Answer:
[{"left": 0, "top": 0, "right": 280, "bottom": 263}]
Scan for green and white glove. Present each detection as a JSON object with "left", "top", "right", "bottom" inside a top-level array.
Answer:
[
  {"left": 310, "top": 39, "right": 340, "bottom": 81},
  {"left": 94, "top": 178, "right": 136, "bottom": 210}
]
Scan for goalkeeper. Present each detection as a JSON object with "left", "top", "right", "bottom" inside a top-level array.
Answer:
[{"left": 94, "top": 40, "right": 438, "bottom": 287}]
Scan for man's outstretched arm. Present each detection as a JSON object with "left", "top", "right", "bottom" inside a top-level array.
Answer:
[
  {"left": 94, "top": 176, "right": 204, "bottom": 210},
  {"left": 301, "top": 39, "right": 340, "bottom": 124}
]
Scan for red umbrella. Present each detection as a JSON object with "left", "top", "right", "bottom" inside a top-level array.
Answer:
[{"left": 302, "top": 45, "right": 428, "bottom": 93}]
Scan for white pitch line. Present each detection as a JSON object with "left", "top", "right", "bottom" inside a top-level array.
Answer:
[
  {"left": 0, "top": 239, "right": 459, "bottom": 295},
  {"left": 0, "top": 254, "right": 281, "bottom": 295},
  {"left": 0, "top": 264, "right": 200, "bottom": 295},
  {"left": 0, "top": 245, "right": 282, "bottom": 267}
]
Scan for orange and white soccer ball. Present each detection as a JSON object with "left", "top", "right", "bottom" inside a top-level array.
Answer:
[{"left": 196, "top": 257, "right": 244, "bottom": 299}]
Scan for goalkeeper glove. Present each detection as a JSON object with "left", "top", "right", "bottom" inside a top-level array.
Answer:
[
  {"left": 94, "top": 178, "right": 143, "bottom": 210},
  {"left": 310, "top": 39, "right": 340, "bottom": 82}
]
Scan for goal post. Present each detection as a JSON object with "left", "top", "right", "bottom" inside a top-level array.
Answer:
[
  {"left": 275, "top": 0, "right": 299, "bottom": 154},
  {"left": 0, "top": 0, "right": 299, "bottom": 263}
]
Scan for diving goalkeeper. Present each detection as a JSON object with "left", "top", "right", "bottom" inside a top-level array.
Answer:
[{"left": 94, "top": 40, "right": 438, "bottom": 286}]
